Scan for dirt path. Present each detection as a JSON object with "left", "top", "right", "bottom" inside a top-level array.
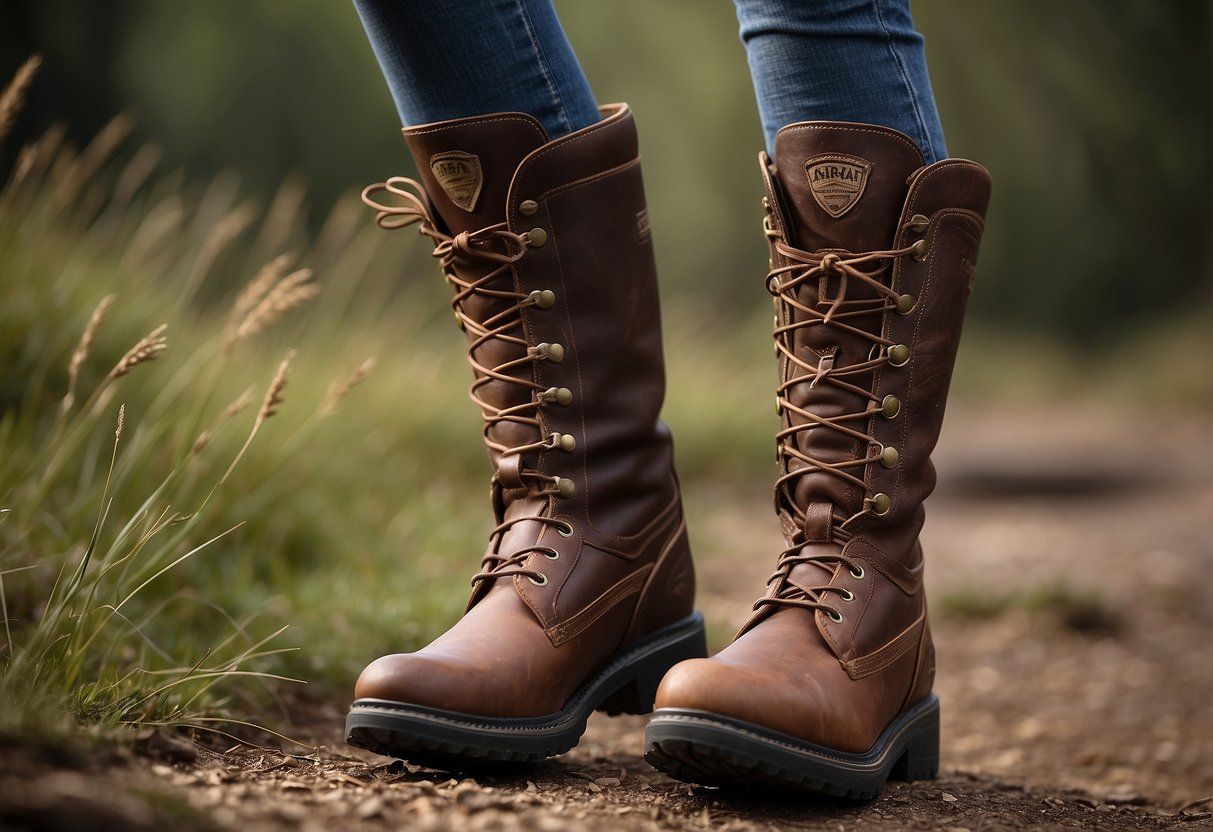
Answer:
[{"left": 3, "top": 405, "right": 1211, "bottom": 830}]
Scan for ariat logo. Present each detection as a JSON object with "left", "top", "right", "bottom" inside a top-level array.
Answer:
[
  {"left": 805, "top": 154, "right": 872, "bottom": 219},
  {"left": 429, "top": 151, "right": 483, "bottom": 212}
]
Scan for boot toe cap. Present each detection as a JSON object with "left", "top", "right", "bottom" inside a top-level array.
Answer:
[{"left": 653, "top": 642, "right": 879, "bottom": 754}]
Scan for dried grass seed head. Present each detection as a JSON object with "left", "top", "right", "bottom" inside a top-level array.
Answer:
[
  {"left": 108, "top": 323, "right": 168, "bottom": 380},
  {"left": 0, "top": 54, "right": 42, "bottom": 144}
]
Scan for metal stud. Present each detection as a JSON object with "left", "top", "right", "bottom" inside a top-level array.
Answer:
[
  {"left": 530, "top": 289, "right": 556, "bottom": 309},
  {"left": 897, "top": 294, "right": 917, "bottom": 315},
  {"left": 880, "top": 445, "right": 900, "bottom": 468},
  {"left": 538, "top": 342, "right": 565, "bottom": 362},
  {"left": 881, "top": 395, "right": 901, "bottom": 418},
  {"left": 911, "top": 238, "right": 929, "bottom": 260},
  {"left": 871, "top": 493, "right": 892, "bottom": 515},
  {"left": 557, "top": 433, "right": 576, "bottom": 452},
  {"left": 519, "top": 199, "right": 539, "bottom": 216},
  {"left": 889, "top": 344, "right": 911, "bottom": 366},
  {"left": 527, "top": 227, "right": 548, "bottom": 248},
  {"left": 557, "top": 477, "right": 576, "bottom": 498}
]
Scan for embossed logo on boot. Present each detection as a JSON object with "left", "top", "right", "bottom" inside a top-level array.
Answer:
[
  {"left": 805, "top": 154, "right": 872, "bottom": 218},
  {"left": 429, "top": 151, "right": 483, "bottom": 212}
]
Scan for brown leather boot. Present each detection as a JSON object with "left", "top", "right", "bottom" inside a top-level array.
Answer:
[
  {"left": 645, "top": 122, "right": 990, "bottom": 797},
  {"left": 345, "top": 104, "right": 705, "bottom": 765}
]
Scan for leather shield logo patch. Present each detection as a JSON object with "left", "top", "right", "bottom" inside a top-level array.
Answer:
[
  {"left": 804, "top": 154, "right": 872, "bottom": 218},
  {"left": 429, "top": 151, "right": 483, "bottom": 212}
]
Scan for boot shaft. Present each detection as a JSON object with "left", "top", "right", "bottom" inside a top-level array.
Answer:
[
  {"left": 760, "top": 122, "right": 991, "bottom": 557},
  {"left": 363, "top": 104, "right": 693, "bottom": 641}
]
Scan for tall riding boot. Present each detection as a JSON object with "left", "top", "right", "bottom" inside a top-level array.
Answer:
[
  {"left": 346, "top": 104, "right": 705, "bottom": 765},
  {"left": 646, "top": 122, "right": 990, "bottom": 797}
]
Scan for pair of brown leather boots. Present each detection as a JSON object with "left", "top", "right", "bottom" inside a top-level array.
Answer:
[{"left": 346, "top": 104, "right": 990, "bottom": 799}]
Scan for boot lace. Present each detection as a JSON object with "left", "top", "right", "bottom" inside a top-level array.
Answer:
[
  {"left": 363, "top": 177, "right": 573, "bottom": 588},
  {"left": 756, "top": 218, "right": 926, "bottom": 620}
]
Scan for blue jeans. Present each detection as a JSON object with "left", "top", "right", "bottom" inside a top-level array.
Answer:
[{"left": 353, "top": 0, "right": 946, "bottom": 162}]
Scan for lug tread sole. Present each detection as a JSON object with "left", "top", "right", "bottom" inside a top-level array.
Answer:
[
  {"left": 346, "top": 611, "right": 707, "bottom": 768},
  {"left": 643, "top": 694, "right": 939, "bottom": 800}
]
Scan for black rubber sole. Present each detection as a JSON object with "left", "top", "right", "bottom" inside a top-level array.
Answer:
[
  {"left": 346, "top": 611, "right": 707, "bottom": 768},
  {"left": 644, "top": 693, "right": 939, "bottom": 800}
]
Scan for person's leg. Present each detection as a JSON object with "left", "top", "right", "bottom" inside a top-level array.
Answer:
[
  {"left": 345, "top": 4, "right": 705, "bottom": 767},
  {"left": 646, "top": 0, "right": 991, "bottom": 797},
  {"left": 734, "top": 0, "right": 947, "bottom": 161},
  {"left": 353, "top": 0, "right": 599, "bottom": 136}
]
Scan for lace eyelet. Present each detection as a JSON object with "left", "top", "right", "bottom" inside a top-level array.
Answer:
[
  {"left": 528, "top": 573, "right": 548, "bottom": 587},
  {"left": 529, "top": 289, "right": 556, "bottom": 309},
  {"left": 850, "top": 565, "right": 865, "bottom": 580},
  {"left": 543, "top": 549, "right": 560, "bottom": 560},
  {"left": 540, "top": 387, "right": 573, "bottom": 407},
  {"left": 556, "top": 521, "right": 574, "bottom": 538},
  {"left": 839, "top": 589, "right": 855, "bottom": 602},
  {"left": 826, "top": 609, "right": 844, "bottom": 624}
]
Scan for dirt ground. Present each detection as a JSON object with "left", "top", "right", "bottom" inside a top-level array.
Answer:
[{"left": 3, "top": 404, "right": 1211, "bottom": 831}]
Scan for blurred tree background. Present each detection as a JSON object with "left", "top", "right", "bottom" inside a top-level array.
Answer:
[
  {"left": 3, "top": 0, "right": 1209, "bottom": 344},
  {"left": 1, "top": 0, "right": 1210, "bottom": 735}
]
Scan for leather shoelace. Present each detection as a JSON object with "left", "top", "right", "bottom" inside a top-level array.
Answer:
[
  {"left": 756, "top": 225, "right": 924, "bottom": 620},
  {"left": 362, "top": 177, "right": 570, "bottom": 588}
]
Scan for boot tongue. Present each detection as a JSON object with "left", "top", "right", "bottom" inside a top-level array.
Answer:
[
  {"left": 773, "top": 122, "right": 925, "bottom": 253},
  {"left": 403, "top": 113, "right": 550, "bottom": 234}
]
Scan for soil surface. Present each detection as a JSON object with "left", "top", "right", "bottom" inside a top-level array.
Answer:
[{"left": 3, "top": 405, "right": 1211, "bottom": 831}]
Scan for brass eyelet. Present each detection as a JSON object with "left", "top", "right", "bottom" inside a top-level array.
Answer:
[
  {"left": 530, "top": 289, "right": 556, "bottom": 309},
  {"left": 839, "top": 589, "right": 855, "bottom": 602},
  {"left": 552, "top": 433, "right": 576, "bottom": 453},
  {"left": 872, "top": 493, "right": 892, "bottom": 515},
  {"left": 528, "top": 573, "right": 548, "bottom": 587},
  {"left": 881, "top": 395, "right": 901, "bottom": 419},
  {"left": 850, "top": 565, "right": 865, "bottom": 580},
  {"left": 537, "top": 342, "right": 565, "bottom": 362},
  {"left": 556, "top": 521, "right": 574, "bottom": 538},
  {"left": 826, "top": 609, "right": 844, "bottom": 624},
  {"left": 527, "top": 228, "right": 548, "bottom": 248},
  {"left": 906, "top": 213, "right": 930, "bottom": 233},
  {"left": 896, "top": 294, "right": 917, "bottom": 315},
  {"left": 888, "top": 344, "right": 911, "bottom": 367},
  {"left": 540, "top": 387, "right": 573, "bottom": 407},
  {"left": 911, "top": 238, "right": 929, "bottom": 260},
  {"left": 519, "top": 199, "right": 539, "bottom": 217},
  {"left": 556, "top": 477, "right": 576, "bottom": 498},
  {"left": 543, "top": 549, "right": 560, "bottom": 560},
  {"left": 879, "top": 445, "right": 900, "bottom": 469}
]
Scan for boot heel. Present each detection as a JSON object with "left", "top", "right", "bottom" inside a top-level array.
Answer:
[
  {"left": 597, "top": 669, "right": 668, "bottom": 716},
  {"left": 889, "top": 697, "right": 940, "bottom": 782},
  {"left": 597, "top": 613, "right": 707, "bottom": 716}
]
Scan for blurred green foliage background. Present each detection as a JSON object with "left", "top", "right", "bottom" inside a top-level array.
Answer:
[
  {"left": 0, "top": 1, "right": 1210, "bottom": 729},
  {"left": 4, "top": 0, "right": 1210, "bottom": 342}
]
